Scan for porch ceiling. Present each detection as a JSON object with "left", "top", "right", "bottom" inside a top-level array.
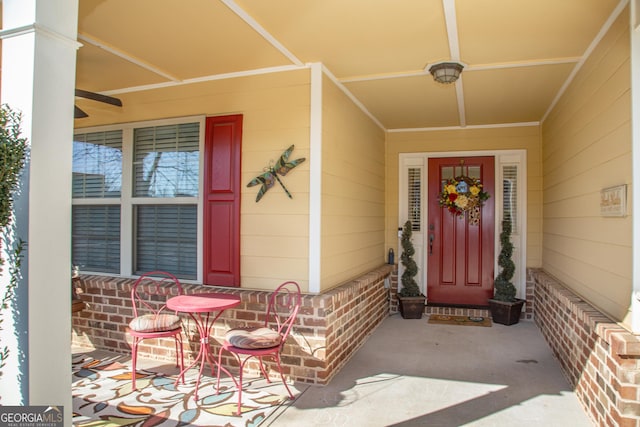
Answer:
[{"left": 69, "top": 0, "right": 623, "bottom": 130}]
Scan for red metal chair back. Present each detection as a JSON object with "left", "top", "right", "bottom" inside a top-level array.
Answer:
[
  {"left": 131, "top": 270, "right": 184, "bottom": 318},
  {"left": 264, "top": 280, "right": 301, "bottom": 347}
]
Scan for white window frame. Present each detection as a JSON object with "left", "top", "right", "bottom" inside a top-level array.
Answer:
[
  {"left": 399, "top": 149, "right": 527, "bottom": 299},
  {"left": 73, "top": 115, "right": 206, "bottom": 282}
]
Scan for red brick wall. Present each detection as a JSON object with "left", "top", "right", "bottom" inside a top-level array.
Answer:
[
  {"left": 531, "top": 268, "right": 640, "bottom": 426},
  {"left": 72, "top": 265, "right": 393, "bottom": 385}
]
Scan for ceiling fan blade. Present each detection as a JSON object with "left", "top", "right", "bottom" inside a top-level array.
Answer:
[
  {"left": 75, "top": 89, "right": 123, "bottom": 107},
  {"left": 74, "top": 105, "right": 88, "bottom": 119}
]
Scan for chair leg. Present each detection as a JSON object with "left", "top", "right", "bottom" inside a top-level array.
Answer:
[
  {"left": 215, "top": 349, "right": 254, "bottom": 416},
  {"left": 274, "top": 354, "right": 295, "bottom": 400},
  {"left": 176, "top": 336, "right": 185, "bottom": 385},
  {"left": 174, "top": 337, "right": 180, "bottom": 368},
  {"left": 131, "top": 338, "right": 139, "bottom": 391},
  {"left": 236, "top": 357, "right": 248, "bottom": 416},
  {"left": 258, "top": 357, "right": 271, "bottom": 383},
  {"left": 215, "top": 347, "right": 223, "bottom": 393}
]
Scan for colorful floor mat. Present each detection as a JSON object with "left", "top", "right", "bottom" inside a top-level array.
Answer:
[
  {"left": 428, "top": 314, "right": 492, "bottom": 327},
  {"left": 72, "top": 354, "right": 288, "bottom": 427}
]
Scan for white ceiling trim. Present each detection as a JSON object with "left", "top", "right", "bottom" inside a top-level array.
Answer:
[
  {"left": 468, "top": 58, "right": 582, "bottom": 71},
  {"left": 221, "top": 0, "right": 304, "bottom": 67},
  {"left": 455, "top": 78, "right": 466, "bottom": 127},
  {"left": 320, "top": 64, "right": 385, "bottom": 130},
  {"left": 337, "top": 58, "right": 582, "bottom": 84},
  {"left": 100, "top": 64, "right": 306, "bottom": 96},
  {"left": 388, "top": 121, "right": 540, "bottom": 133},
  {"left": 78, "top": 33, "right": 181, "bottom": 82},
  {"left": 442, "top": 0, "right": 465, "bottom": 126},
  {"left": 340, "top": 70, "right": 427, "bottom": 83},
  {"left": 221, "top": 1, "right": 383, "bottom": 130},
  {"left": 541, "top": 0, "right": 629, "bottom": 123},
  {"left": 442, "top": 0, "right": 462, "bottom": 61},
  {"left": 98, "top": 61, "right": 386, "bottom": 131}
]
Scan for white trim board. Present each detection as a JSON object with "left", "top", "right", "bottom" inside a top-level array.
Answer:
[{"left": 398, "top": 149, "right": 527, "bottom": 300}]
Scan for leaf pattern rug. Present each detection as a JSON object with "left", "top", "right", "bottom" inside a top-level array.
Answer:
[{"left": 72, "top": 354, "right": 288, "bottom": 427}]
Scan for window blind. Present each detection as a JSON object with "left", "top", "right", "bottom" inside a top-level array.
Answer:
[
  {"left": 135, "top": 205, "right": 197, "bottom": 279},
  {"left": 72, "top": 130, "right": 122, "bottom": 198},
  {"left": 133, "top": 123, "right": 200, "bottom": 197},
  {"left": 503, "top": 165, "right": 518, "bottom": 229},
  {"left": 72, "top": 205, "right": 121, "bottom": 273},
  {"left": 408, "top": 168, "right": 421, "bottom": 231}
]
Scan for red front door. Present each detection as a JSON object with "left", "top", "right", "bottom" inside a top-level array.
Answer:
[{"left": 427, "top": 156, "right": 495, "bottom": 306}]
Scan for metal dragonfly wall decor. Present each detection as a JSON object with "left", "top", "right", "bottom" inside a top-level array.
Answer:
[{"left": 247, "top": 145, "right": 306, "bottom": 202}]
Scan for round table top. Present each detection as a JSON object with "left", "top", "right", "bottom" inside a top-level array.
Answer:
[{"left": 167, "top": 293, "right": 241, "bottom": 313}]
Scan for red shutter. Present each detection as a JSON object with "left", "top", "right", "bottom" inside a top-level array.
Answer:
[{"left": 203, "top": 115, "right": 242, "bottom": 286}]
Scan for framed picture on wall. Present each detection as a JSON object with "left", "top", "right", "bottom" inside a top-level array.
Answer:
[{"left": 600, "top": 184, "right": 627, "bottom": 217}]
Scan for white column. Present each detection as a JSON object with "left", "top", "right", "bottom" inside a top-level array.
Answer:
[
  {"left": 308, "top": 63, "right": 323, "bottom": 293},
  {"left": 632, "top": 0, "right": 640, "bottom": 334},
  {"left": 0, "top": 0, "right": 79, "bottom": 422}
]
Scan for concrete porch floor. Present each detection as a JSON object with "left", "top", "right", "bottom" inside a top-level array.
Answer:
[
  {"left": 268, "top": 314, "right": 592, "bottom": 426},
  {"left": 74, "top": 314, "right": 592, "bottom": 426}
]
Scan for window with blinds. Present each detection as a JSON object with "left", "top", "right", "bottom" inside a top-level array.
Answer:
[
  {"left": 408, "top": 168, "right": 421, "bottom": 231},
  {"left": 72, "top": 130, "right": 122, "bottom": 198},
  {"left": 72, "top": 205, "right": 121, "bottom": 273},
  {"left": 503, "top": 165, "right": 518, "bottom": 229},
  {"left": 133, "top": 123, "right": 199, "bottom": 197},
  {"left": 135, "top": 205, "right": 197, "bottom": 279}
]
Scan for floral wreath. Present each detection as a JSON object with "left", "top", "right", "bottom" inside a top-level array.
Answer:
[{"left": 439, "top": 175, "right": 490, "bottom": 225}]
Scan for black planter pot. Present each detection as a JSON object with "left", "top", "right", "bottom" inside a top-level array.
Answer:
[
  {"left": 488, "top": 298, "right": 525, "bottom": 325},
  {"left": 398, "top": 295, "right": 426, "bottom": 319}
]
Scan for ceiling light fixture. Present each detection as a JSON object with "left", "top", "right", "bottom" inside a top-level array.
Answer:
[{"left": 428, "top": 62, "right": 464, "bottom": 84}]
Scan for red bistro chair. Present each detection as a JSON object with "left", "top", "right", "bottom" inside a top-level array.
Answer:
[
  {"left": 127, "top": 271, "right": 185, "bottom": 390},
  {"left": 216, "top": 281, "right": 301, "bottom": 415}
]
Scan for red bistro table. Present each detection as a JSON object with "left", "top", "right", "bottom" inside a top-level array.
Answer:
[{"left": 167, "top": 292, "right": 241, "bottom": 401}]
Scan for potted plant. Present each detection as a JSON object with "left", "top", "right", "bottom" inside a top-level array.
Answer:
[
  {"left": 397, "top": 220, "right": 425, "bottom": 319},
  {"left": 488, "top": 216, "right": 525, "bottom": 325}
]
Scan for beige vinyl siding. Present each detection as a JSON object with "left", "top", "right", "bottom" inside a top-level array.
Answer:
[
  {"left": 320, "top": 75, "right": 386, "bottom": 291},
  {"left": 76, "top": 69, "right": 313, "bottom": 292},
  {"left": 541, "top": 7, "right": 631, "bottom": 324},
  {"left": 385, "top": 126, "right": 543, "bottom": 268}
]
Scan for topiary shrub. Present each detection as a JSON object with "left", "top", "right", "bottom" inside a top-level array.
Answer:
[
  {"left": 493, "top": 216, "right": 517, "bottom": 302},
  {"left": 399, "top": 220, "right": 421, "bottom": 297}
]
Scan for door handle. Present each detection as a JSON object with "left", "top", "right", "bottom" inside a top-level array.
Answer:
[{"left": 429, "top": 234, "right": 434, "bottom": 255}]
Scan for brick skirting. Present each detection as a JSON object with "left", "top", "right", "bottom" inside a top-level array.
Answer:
[
  {"left": 72, "top": 264, "right": 393, "bottom": 385},
  {"left": 530, "top": 268, "right": 640, "bottom": 426}
]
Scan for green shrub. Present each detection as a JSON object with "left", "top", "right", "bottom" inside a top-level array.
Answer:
[
  {"left": 493, "top": 216, "right": 517, "bottom": 302},
  {"left": 399, "top": 220, "right": 421, "bottom": 297}
]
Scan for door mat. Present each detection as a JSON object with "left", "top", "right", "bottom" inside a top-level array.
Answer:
[
  {"left": 72, "top": 354, "right": 289, "bottom": 427},
  {"left": 428, "top": 314, "right": 492, "bottom": 327}
]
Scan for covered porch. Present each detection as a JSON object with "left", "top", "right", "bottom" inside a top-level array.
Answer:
[{"left": 1, "top": 1, "right": 640, "bottom": 426}]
